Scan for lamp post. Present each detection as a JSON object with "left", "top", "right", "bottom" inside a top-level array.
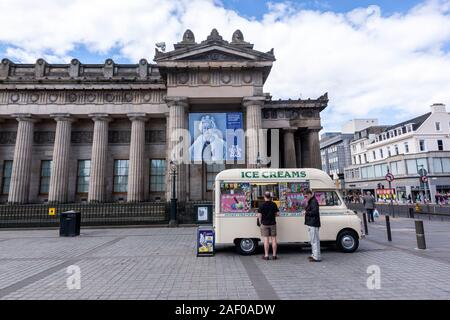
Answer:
[
  {"left": 387, "top": 165, "right": 393, "bottom": 216},
  {"left": 169, "top": 160, "right": 178, "bottom": 227}
]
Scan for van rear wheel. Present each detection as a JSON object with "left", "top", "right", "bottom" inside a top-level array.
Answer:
[
  {"left": 336, "top": 230, "right": 359, "bottom": 253},
  {"left": 236, "top": 238, "right": 258, "bottom": 255}
]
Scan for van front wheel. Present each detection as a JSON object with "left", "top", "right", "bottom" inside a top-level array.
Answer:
[
  {"left": 336, "top": 230, "right": 359, "bottom": 253},
  {"left": 236, "top": 238, "right": 258, "bottom": 255}
]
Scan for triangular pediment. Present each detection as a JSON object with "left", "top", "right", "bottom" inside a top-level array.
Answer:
[
  {"left": 155, "top": 44, "right": 274, "bottom": 63},
  {"left": 178, "top": 49, "right": 251, "bottom": 61}
]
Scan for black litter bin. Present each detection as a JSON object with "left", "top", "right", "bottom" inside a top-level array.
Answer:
[{"left": 60, "top": 210, "right": 81, "bottom": 237}]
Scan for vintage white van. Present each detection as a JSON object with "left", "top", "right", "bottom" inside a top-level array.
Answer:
[{"left": 213, "top": 168, "right": 364, "bottom": 255}]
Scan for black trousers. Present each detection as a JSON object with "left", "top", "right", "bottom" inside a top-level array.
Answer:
[{"left": 366, "top": 209, "right": 374, "bottom": 222}]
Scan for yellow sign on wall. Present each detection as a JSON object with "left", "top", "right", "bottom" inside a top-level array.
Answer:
[{"left": 49, "top": 208, "right": 56, "bottom": 216}]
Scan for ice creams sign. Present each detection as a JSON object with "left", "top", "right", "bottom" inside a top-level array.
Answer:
[{"left": 240, "top": 170, "right": 307, "bottom": 179}]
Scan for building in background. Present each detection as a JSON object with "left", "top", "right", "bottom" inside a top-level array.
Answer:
[
  {"left": 320, "top": 118, "right": 377, "bottom": 189},
  {"left": 0, "top": 29, "right": 328, "bottom": 207},
  {"left": 341, "top": 119, "right": 378, "bottom": 134},
  {"left": 344, "top": 103, "right": 450, "bottom": 204}
]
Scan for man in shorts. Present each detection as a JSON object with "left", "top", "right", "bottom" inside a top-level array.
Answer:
[{"left": 257, "top": 191, "right": 280, "bottom": 260}]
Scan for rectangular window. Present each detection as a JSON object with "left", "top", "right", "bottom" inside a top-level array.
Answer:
[
  {"left": 358, "top": 155, "right": 362, "bottom": 164},
  {"left": 435, "top": 122, "right": 441, "bottom": 131},
  {"left": 1, "top": 160, "right": 13, "bottom": 195},
  {"left": 406, "top": 159, "right": 417, "bottom": 174},
  {"left": 419, "top": 140, "right": 425, "bottom": 151},
  {"left": 76, "top": 160, "right": 91, "bottom": 193},
  {"left": 374, "top": 164, "right": 382, "bottom": 177},
  {"left": 442, "top": 158, "right": 450, "bottom": 173},
  {"left": 364, "top": 154, "right": 367, "bottom": 163},
  {"left": 39, "top": 160, "right": 52, "bottom": 194},
  {"left": 353, "top": 156, "right": 356, "bottom": 165},
  {"left": 437, "top": 140, "right": 443, "bottom": 151},
  {"left": 433, "top": 158, "right": 443, "bottom": 173},
  {"left": 381, "top": 164, "right": 388, "bottom": 177},
  {"left": 404, "top": 142, "right": 409, "bottom": 153},
  {"left": 367, "top": 166, "right": 374, "bottom": 178},
  {"left": 372, "top": 151, "right": 376, "bottom": 160},
  {"left": 394, "top": 145, "right": 399, "bottom": 155},
  {"left": 391, "top": 161, "right": 398, "bottom": 175},
  {"left": 407, "top": 158, "right": 428, "bottom": 175},
  {"left": 380, "top": 149, "right": 383, "bottom": 158},
  {"left": 416, "top": 158, "right": 428, "bottom": 172},
  {"left": 113, "top": 160, "right": 129, "bottom": 193},
  {"left": 206, "top": 163, "right": 225, "bottom": 191},
  {"left": 387, "top": 147, "right": 391, "bottom": 157},
  {"left": 150, "top": 159, "right": 166, "bottom": 192},
  {"left": 361, "top": 166, "right": 368, "bottom": 179}
]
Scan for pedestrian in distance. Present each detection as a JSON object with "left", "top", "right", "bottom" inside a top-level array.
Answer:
[
  {"left": 257, "top": 191, "right": 280, "bottom": 260},
  {"left": 304, "top": 189, "right": 321, "bottom": 262},
  {"left": 363, "top": 191, "right": 376, "bottom": 223}
]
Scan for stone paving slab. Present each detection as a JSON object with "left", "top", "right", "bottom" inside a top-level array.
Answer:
[{"left": 0, "top": 220, "right": 449, "bottom": 300}]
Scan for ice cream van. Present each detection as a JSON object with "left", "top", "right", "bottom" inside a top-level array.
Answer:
[{"left": 213, "top": 168, "right": 364, "bottom": 255}]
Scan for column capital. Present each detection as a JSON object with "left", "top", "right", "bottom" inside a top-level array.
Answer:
[
  {"left": 50, "top": 113, "right": 76, "bottom": 122},
  {"left": 308, "top": 127, "right": 323, "bottom": 133},
  {"left": 242, "top": 96, "right": 266, "bottom": 108},
  {"left": 127, "top": 112, "right": 148, "bottom": 122},
  {"left": 11, "top": 113, "right": 38, "bottom": 123},
  {"left": 165, "top": 96, "right": 189, "bottom": 108},
  {"left": 89, "top": 113, "right": 112, "bottom": 122}
]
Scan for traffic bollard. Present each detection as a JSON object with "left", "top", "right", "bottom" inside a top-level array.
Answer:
[
  {"left": 415, "top": 220, "right": 426, "bottom": 249},
  {"left": 385, "top": 215, "right": 392, "bottom": 242},
  {"left": 409, "top": 207, "right": 414, "bottom": 219}
]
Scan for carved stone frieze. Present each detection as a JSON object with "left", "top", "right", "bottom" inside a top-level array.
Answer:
[
  {"left": 167, "top": 70, "right": 261, "bottom": 86},
  {"left": 262, "top": 108, "right": 319, "bottom": 120},
  {"left": 0, "top": 90, "right": 166, "bottom": 105}
]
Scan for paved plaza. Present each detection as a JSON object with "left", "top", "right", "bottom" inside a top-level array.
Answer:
[{"left": 0, "top": 215, "right": 449, "bottom": 300}]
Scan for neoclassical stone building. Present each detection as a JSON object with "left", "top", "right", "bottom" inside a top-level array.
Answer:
[{"left": 0, "top": 29, "right": 327, "bottom": 205}]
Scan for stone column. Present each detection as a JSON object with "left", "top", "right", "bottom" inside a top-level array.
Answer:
[
  {"left": 8, "top": 114, "right": 36, "bottom": 204},
  {"left": 308, "top": 129, "right": 322, "bottom": 169},
  {"left": 48, "top": 114, "right": 74, "bottom": 203},
  {"left": 283, "top": 129, "right": 297, "bottom": 168},
  {"left": 295, "top": 132, "right": 302, "bottom": 168},
  {"left": 243, "top": 97, "right": 265, "bottom": 168},
  {"left": 166, "top": 97, "right": 188, "bottom": 203},
  {"left": 127, "top": 113, "right": 147, "bottom": 202},
  {"left": 88, "top": 114, "right": 111, "bottom": 202}
]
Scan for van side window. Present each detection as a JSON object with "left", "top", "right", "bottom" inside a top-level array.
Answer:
[{"left": 314, "top": 191, "right": 342, "bottom": 206}]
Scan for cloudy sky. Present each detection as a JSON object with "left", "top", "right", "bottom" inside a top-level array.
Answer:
[{"left": 0, "top": 0, "right": 449, "bottom": 132}]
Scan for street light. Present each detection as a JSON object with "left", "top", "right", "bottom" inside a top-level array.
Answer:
[{"left": 169, "top": 159, "right": 178, "bottom": 227}]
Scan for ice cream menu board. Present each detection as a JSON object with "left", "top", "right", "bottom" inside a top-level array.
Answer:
[
  {"left": 279, "top": 182, "right": 310, "bottom": 213},
  {"left": 220, "top": 182, "right": 251, "bottom": 213}
]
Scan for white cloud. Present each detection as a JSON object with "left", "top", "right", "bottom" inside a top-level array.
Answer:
[{"left": 0, "top": 0, "right": 449, "bottom": 131}]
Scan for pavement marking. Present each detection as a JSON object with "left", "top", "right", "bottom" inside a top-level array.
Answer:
[
  {"left": 239, "top": 256, "right": 280, "bottom": 300},
  {"left": 0, "top": 236, "right": 125, "bottom": 298}
]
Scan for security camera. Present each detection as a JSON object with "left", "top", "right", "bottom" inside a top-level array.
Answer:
[{"left": 155, "top": 42, "right": 166, "bottom": 52}]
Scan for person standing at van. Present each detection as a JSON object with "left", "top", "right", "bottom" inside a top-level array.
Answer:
[
  {"left": 362, "top": 191, "right": 376, "bottom": 223},
  {"left": 257, "top": 191, "right": 279, "bottom": 260},
  {"left": 304, "top": 190, "right": 321, "bottom": 262}
]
